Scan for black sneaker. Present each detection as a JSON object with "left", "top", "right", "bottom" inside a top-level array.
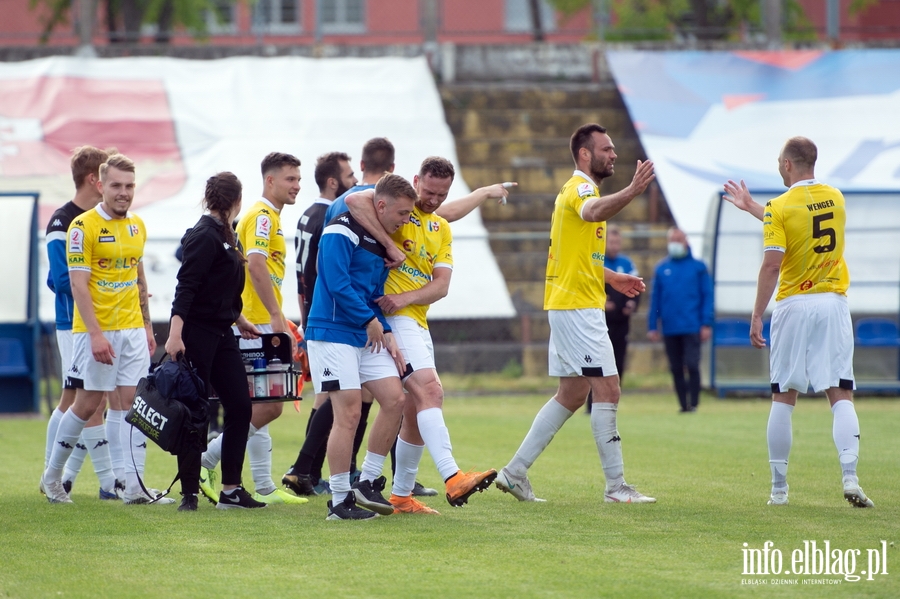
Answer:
[
  {"left": 412, "top": 481, "right": 438, "bottom": 497},
  {"left": 351, "top": 475, "right": 394, "bottom": 515},
  {"left": 282, "top": 470, "right": 317, "bottom": 496},
  {"left": 178, "top": 494, "right": 199, "bottom": 512},
  {"left": 216, "top": 486, "right": 267, "bottom": 510},
  {"left": 326, "top": 494, "right": 378, "bottom": 520}
]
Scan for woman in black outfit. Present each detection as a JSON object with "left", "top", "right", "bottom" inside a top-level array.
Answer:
[{"left": 165, "top": 172, "right": 266, "bottom": 511}]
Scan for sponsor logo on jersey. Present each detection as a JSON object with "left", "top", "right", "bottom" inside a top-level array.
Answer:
[
  {"left": 100, "top": 228, "right": 110, "bottom": 234},
  {"left": 255, "top": 239, "right": 267, "bottom": 247},
  {"left": 97, "top": 279, "right": 137, "bottom": 290},
  {"left": 363, "top": 235, "right": 376, "bottom": 244},
  {"left": 68, "top": 228, "right": 84, "bottom": 253},
  {"left": 398, "top": 262, "right": 432, "bottom": 282},
  {"left": 800, "top": 280, "right": 813, "bottom": 291},
  {"left": 51, "top": 219, "right": 62, "bottom": 227},
  {"left": 99, "top": 235, "right": 115, "bottom": 243},
  {"left": 255, "top": 215, "right": 271, "bottom": 239},
  {"left": 339, "top": 216, "right": 350, "bottom": 224},
  {"left": 596, "top": 226, "right": 604, "bottom": 239},
  {"left": 276, "top": 228, "right": 283, "bottom": 236},
  {"left": 74, "top": 219, "right": 84, "bottom": 227},
  {"left": 68, "top": 255, "right": 86, "bottom": 265},
  {"left": 128, "top": 225, "right": 140, "bottom": 237},
  {"left": 402, "top": 239, "right": 415, "bottom": 252},
  {"left": 409, "top": 214, "right": 421, "bottom": 227},
  {"left": 427, "top": 221, "right": 440, "bottom": 232},
  {"left": 591, "top": 251, "right": 606, "bottom": 263},
  {"left": 577, "top": 182, "right": 596, "bottom": 198},
  {"left": 98, "top": 257, "right": 140, "bottom": 269}
]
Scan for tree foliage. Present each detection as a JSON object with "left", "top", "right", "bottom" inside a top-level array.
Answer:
[
  {"left": 29, "top": 0, "right": 232, "bottom": 44},
  {"left": 548, "top": 0, "right": 831, "bottom": 41}
]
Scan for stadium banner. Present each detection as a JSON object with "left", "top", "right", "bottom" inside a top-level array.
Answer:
[
  {"left": 607, "top": 49, "right": 900, "bottom": 251},
  {"left": 608, "top": 49, "right": 900, "bottom": 316},
  {"left": 0, "top": 56, "right": 515, "bottom": 323}
]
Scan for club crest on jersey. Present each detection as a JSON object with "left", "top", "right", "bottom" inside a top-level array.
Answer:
[
  {"left": 427, "top": 221, "right": 440, "bottom": 232},
  {"left": 128, "top": 225, "right": 140, "bottom": 237},
  {"left": 68, "top": 228, "right": 84, "bottom": 253},
  {"left": 255, "top": 215, "right": 271, "bottom": 239},
  {"left": 577, "top": 182, "right": 596, "bottom": 198}
]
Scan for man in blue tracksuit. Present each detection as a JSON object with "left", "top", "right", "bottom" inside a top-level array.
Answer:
[
  {"left": 647, "top": 227, "right": 713, "bottom": 412},
  {"left": 306, "top": 173, "right": 417, "bottom": 520}
]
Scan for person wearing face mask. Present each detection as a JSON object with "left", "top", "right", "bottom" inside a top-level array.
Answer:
[{"left": 647, "top": 227, "right": 713, "bottom": 413}]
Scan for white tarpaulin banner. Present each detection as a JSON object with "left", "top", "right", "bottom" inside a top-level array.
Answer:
[{"left": 0, "top": 56, "right": 515, "bottom": 323}]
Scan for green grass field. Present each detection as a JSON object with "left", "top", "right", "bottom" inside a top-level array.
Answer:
[{"left": 2, "top": 390, "right": 898, "bottom": 598}]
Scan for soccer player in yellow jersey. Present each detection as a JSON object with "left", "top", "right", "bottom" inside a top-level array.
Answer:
[
  {"left": 496, "top": 123, "right": 656, "bottom": 504},
  {"left": 724, "top": 137, "right": 873, "bottom": 508},
  {"left": 42, "top": 154, "right": 173, "bottom": 505},
  {"left": 199, "top": 152, "right": 306, "bottom": 506}
]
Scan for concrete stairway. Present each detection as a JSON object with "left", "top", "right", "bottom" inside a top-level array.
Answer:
[{"left": 435, "top": 82, "right": 675, "bottom": 375}]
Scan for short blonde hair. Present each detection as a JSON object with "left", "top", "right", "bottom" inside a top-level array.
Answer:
[{"left": 99, "top": 154, "right": 135, "bottom": 181}]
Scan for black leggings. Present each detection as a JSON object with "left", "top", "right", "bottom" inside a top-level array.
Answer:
[{"left": 177, "top": 323, "right": 252, "bottom": 494}]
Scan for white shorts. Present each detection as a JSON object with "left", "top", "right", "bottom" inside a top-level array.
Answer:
[
  {"left": 67, "top": 328, "right": 152, "bottom": 392},
  {"left": 387, "top": 316, "right": 434, "bottom": 378},
  {"left": 769, "top": 293, "right": 855, "bottom": 393},
  {"left": 548, "top": 309, "right": 618, "bottom": 378},
  {"left": 307, "top": 340, "right": 400, "bottom": 394},
  {"left": 56, "top": 329, "right": 74, "bottom": 389},
  {"left": 233, "top": 323, "right": 273, "bottom": 349}
]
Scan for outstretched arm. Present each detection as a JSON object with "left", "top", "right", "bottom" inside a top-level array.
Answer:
[
  {"left": 436, "top": 182, "right": 516, "bottom": 223},
  {"left": 723, "top": 179, "right": 765, "bottom": 222},
  {"left": 581, "top": 161, "right": 655, "bottom": 222}
]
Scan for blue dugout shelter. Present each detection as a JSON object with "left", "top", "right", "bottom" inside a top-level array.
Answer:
[{"left": 0, "top": 193, "right": 40, "bottom": 412}]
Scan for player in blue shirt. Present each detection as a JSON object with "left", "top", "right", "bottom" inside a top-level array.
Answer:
[{"left": 306, "top": 173, "right": 416, "bottom": 520}]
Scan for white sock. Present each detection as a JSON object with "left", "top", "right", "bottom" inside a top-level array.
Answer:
[
  {"left": 831, "top": 399, "right": 860, "bottom": 481},
  {"left": 417, "top": 408, "right": 459, "bottom": 480},
  {"left": 506, "top": 397, "right": 573, "bottom": 478},
  {"left": 45, "top": 410, "right": 87, "bottom": 481},
  {"left": 121, "top": 422, "right": 147, "bottom": 496},
  {"left": 330, "top": 471, "right": 351, "bottom": 504},
  {"left": 203, "top": 423, "right": 256, "bottom": 470},
  {"left": 767, "top": 402, "right": 794, "bottom": 490},
  {"left": 360, "top": 451, "right": 387, "bottom": 483},
  {"left": 105, "top": 409, "right": 125, "bottom": 484},
  {"left": 248, "top": 424, "right": 275, "bottom": 495},
  {"left": 62, "top": 434, "right": 88, "bottom": 487},
  {"left": 392, "top": 438, "right": 423, "bottom": 497},
  {"left": 591, "top": 403, "right": 625, "bottom": 490},
  {"left": 45, "top": 408, "right": 65, "bottom": 468},
  {"left": 83, "top": 424, "right": 116, "bottom": 492}
]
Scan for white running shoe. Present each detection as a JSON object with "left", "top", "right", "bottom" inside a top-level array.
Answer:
[
  {"left": 768, "top": 487, "right": 789, "bottom": 506},
  {"left": 604, "top": 482, "right": 656, "bottom": 504},
  {"left": 843, "top": 479, "right": 874, "bottom": 508},
  {"left": 494, "top": 467, "right": 546, "bottom": 502},
  {"left": 42, "top": 477, "right": 73, "bottom": 504},
  {"left": 122, "top": 488, "right": 176, "bottom": 505}
]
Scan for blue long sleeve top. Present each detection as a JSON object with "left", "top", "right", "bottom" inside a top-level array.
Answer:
[
  {"left": 647, "top": 247, "right": 714, "bottom": 336},
  {"left": 45, "top": 201, "right": 86, "bottom": 329},
  {"left": 305, "top": 212, "right": 391, "bottom": 348}
]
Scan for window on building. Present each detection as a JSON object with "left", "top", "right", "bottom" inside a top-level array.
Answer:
[
  {"left": 505, "top": 0, "right": 557, "bottom": 33},
  {"left": 320, "top": 0, "right": 365, "bottom": 34},
  {"left": 207, "top": 0, "right": 238, "bottom": 34},
  {"left": 253, "top": 0, "right": 302, "bottom": 33}
]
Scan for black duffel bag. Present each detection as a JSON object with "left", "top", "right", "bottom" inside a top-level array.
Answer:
[{"left": 126, "top": 353, "right": 208, "bottom": 456}]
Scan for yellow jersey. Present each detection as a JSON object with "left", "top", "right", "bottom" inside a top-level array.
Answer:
[
  {"left": 544, "top": 171, "right": 607, "bottom": 310},
  {"left": 238, "top": 199, "right": 286, "bottom": 325},
  {"left": 67, "top": 204, "right": 146, "bottom": 332},
  {"left": 386, "top": 205, "right": 453, "bottom": 329},
  {"left": 764, "top": 180, "right": 850, "bottom": 301}
]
